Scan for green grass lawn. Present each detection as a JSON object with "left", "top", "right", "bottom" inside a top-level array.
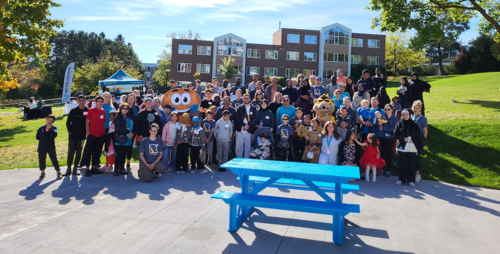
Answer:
[
  {"left": 0, "top": 111, "right": 140, "bottom": 170},
  {"left": 1, "top": 73, "right": 499, "bottom": 189}
]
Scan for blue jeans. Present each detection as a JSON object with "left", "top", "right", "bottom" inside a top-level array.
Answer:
[{"left": 162, "top": 146, "right": 176, "bottom": 170}]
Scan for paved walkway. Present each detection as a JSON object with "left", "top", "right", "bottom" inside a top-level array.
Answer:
[{"left": 1, "top": 165, "right": 499, "bottom": 254}]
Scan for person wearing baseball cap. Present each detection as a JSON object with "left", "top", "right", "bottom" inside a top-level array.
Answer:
[
  {"left": 309, "top": 76, "right": 326, "bottom": 104},
  {"left": 195, "top": 79, "right": 203, "bottom": 94}
]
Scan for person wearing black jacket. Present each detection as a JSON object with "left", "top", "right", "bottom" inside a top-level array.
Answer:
[
  {"left": 214, "top": 96, "right": 236, "bottom": 122},
  {"left": 338, "top": 130, "right": 364, "bottom": 166},
  {"left": 372, "top": 68, "right": 387, "bottom": 91},
  {"left": 394, "top": 110, "right": 421, "bottom": 187},
  {"left": 375, "top": 86, "right": 391, "bottom": 110},
  {"left": 114, "top": 103, "right": 134, "bottom": 175},
  {"left": 357, "top": 69, "right": 377, "bottom": 98},
  {"left": 64, "top": 95, "right": 88, "bottom": 176},
  {"left": 254, "top": 100, "right": 275, "bottom": 131},
  {"left": 134, "top": 97, "right": 162, "bottom": 141},
  {"left": 409, "top": 72, "right": 431, "bottom": 116},
  {"left": 36, "top": 114, "right": 61, "bottom": 180},
  {"left": 249, "top": 81, "right": 265, "bottom": 100},
  {"left": 397, "top": 77, "right": 412, "bottom": 110},
  {"left": 234, "top": 94, "right": 258, "bottom": 158}
]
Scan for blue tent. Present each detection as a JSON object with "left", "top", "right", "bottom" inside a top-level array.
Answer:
[{"left": 98, "top": 69, "right": 144, "bottom": 86}]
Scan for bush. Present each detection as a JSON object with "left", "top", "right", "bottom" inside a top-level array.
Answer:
[
  {"left": 350, "top": 64, "right": 387, "bottom": 83},
  {"left": 444, "top": 61, "right": 458, "bottom": 75},
  {"left": 410, "top": 65, "right": 435, "bottom": 76}
]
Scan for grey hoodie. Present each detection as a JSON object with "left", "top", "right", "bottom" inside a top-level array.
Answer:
[
  {"left": 214, "top": 119, "right": 233, "bottom": 141},
  {"left": 190, "top": 125, "right": 206, "bottom": 147}
]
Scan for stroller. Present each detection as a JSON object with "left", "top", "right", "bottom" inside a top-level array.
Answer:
[{"left": 250, "top": 127, "right": 274, "bottom": 160}]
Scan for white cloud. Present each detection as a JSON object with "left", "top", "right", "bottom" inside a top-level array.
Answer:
[{"left": 68, "top": 2, "right": 151, "bottom": 21}]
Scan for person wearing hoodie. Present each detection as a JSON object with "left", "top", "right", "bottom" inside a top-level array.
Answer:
[
  {"left": 254, "top": 100, "right": 275, "bottom": 131},
  {"left": 276, "top": 114, "right": 294, "bottom": 161},
  {"left": 376, "top": 104, "right": 398, "bottom": 177},
  {"left": 161, "top": 111, "right": 180, "bottom": 172},
  {"left": 189, "top": 116, "right": 206, "bottom": 175},
  {"left": 357, "top": 69, "right": 377, "bottom": 97},
  {"left": 214, "top": 110, "right": 233, "bottom": 171},
  {"left": 409, "top": 72, "right": 431, "bottom": 116},
  {"left": 372, "top": 68, "right": 387, "bottom": 91},
  {"left": 281, "top": 79, "right": 298, "bottom": 107},
  {"left": 135, "top": 97, "right": 163, "bottom": 141},
  {"left": 394, "top": 109, "right": 421, "bottom": 187},
  {"left": 175, "top": 113, "right": 192, "bottom": 174}
]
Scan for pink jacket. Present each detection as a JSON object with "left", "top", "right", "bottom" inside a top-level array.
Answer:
[{"left": 162, "top": 122, "right": 175, "bottom": 146}]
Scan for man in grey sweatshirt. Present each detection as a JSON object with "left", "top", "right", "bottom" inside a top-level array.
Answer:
[{"left": 214, "top": 110, "right": 233, "bottom": 171}]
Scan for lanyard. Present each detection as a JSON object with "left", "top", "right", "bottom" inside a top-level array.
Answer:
[{"left": 327, "top": 134, "right": 334, "bottom": 146}]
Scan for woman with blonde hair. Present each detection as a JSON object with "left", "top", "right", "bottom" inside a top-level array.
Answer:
[
  {"left": 318, "top": 121, "right": 342, "bottom": 165},
  {"left": 411, "top": 100, "right": 427, "bottom": 183},
  {"left": 268, "top": 92, "right": 283, "bottom": 117},
  {"left": 102, "top": 92, "right": 116, "bottom": 155}
]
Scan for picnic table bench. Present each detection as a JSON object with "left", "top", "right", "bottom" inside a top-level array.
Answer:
[{"left": 211, "top": 158, "right": 360, "bottom": 245}]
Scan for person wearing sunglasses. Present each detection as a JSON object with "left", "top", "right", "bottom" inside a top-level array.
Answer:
[
  {"left": 376, "top": 104, "right": 398, "bottom": 177},
  {"left": 113, "top": 103, "right": 135, "bottom": 176}
]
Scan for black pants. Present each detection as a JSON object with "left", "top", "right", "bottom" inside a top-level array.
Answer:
[
  {"left": 67, "top": 139, "right": 84, "bottom": 169},
  {"left": 82, "top": 134, "right": 105, "bottom": 168},
  {"left": 103, "top": 128, "right": 111, "bottom": 153},
  {"left": 125, "top": 144, "right": 133, "bottom": 161},
  {"left": 176, "top": 143, "right": 190, "bottom": 171},
  {"left": 380, "top": 138, "right": 395, "bottom": 174},
  {"left": 38, "top": 150, "right": 59, "bottom": 171},
  {"left": 276, "top": 146, "right": 290, "bottom": 161},
  {"left": 114, "top": 145, "right": 130, "bottom": 170},
  {"left": 398, "top": 152, "right": 416, "bottom": 183},
  {"left": 190, "top": 145, "right": 205, "bottom": 170}
]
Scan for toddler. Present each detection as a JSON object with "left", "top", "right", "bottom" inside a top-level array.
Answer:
[
  {"left": 356, "top": 133, "right": 386, "bottom": 182},
  {"left": 392, "top": 96, "right": 402, "bottom": 112},
  {"left": 250, "top": 134, "right": 272, "bottom": 159}
]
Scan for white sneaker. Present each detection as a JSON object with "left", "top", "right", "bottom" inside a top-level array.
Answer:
[
  {"left": 200, "top": 168, "right": 209, "bottom": 175},
  {"left": 176, "top": 171, "right": 181, "bottom": 175},
  {"left": 372, "top": 177, "right": 377, "bottom": 183},
  {"left": 395, "top": 180, "right": 402, "bottom": 185},
  {"left": 415, "top": 174, "right": 421, "bottom": 183},
  {"left": 409, "top": 182, "right": 415, "bottom": 187},
  {"left": 190, "top": 170, "right": 195, "bottom": 175}
]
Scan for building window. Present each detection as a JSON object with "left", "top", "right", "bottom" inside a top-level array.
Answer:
[
  {"left": 324, "top": 27, "right": 349, "bottom": 45},
  {"left": 265, "top": 50, "right": 278, "bottom": 59},
  {"left": 352, "top": 38, "right": 363, "bottom": 47},
  {"left": 287, "top": 34, "right": 300, "bottom": 43},
  {"left": 196, "top": 64, "right": 210, "bottom": 74},
  {"left": 177, "top": 63, "right": 192, "bottom": 73},
  {"left": 304, "top": 52, "right": 317, "bottom": 62},
  {"left": 367, "top": 56, "right": 379, "bottom": 65},
  {"left": 351, "top": 55, "right": 363, "bottom": 64},
  {"left": 246, "top": 66, "right": 260, "bottom": 76},
  {"left": 264, "top": 67, "right": 278, "bottom": 77},
  {"left": 247, "top": 49, "right": 261, "bottom": 58},
  {"left": 286, "top": 51, "right": 300, "bottom": 61},
  {"left": 217, "top": 37, "right": 244, "bottom": 56},
  {"left": 197, "top": 46, "right": 211, "bottom": 55},
  {"left": 305, "top": 35, "right": 317, "bottom": 44},
  {"left": 178, "top": 45, "right": 192, "bottom": 54},
  {"left": 147, "top": 77, "right": 150, "bottom": 82},
  {"left": 368, "top": 39, "right": 380, "bottom": 48},
  {"left": 323, "top": 70, "right": 334, "bottom": 79},
  {"left": 285, "top": 68, "right": 299, "bottom": 78},
  {"left": 303, "top": 69, "right": 316, "bottom": 76},
  {"left": 147, "top": 67, "right": 150, "bottom": 72},
  {"left": 324, "top": 53, "right": 348, "bottom": 62},
  {"left": 218, "top": 64, "right": 242, "bottom": 74}
]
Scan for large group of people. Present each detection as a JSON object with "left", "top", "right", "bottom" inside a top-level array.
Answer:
[{"left": 36, "top": 68, "right": 430, "bottom": 187}]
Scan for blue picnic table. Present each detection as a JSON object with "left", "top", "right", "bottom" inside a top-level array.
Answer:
[{"left": 211, "top": 158, "right": 360, "bottom": 245}]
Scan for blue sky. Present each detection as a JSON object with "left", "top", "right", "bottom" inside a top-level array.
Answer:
[{"left": 51, "top": 0, "right": 482, "bottom": 63}]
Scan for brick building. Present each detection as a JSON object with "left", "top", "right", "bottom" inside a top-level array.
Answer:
[{"left": 170, "top": 23, "right": 385, "bottom": 87}]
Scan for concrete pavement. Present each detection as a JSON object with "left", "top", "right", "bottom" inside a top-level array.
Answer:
[{"left": 1, "top": 165, "right": 499, "bottom": 254}]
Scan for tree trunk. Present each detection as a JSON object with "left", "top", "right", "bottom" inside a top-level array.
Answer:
[{"left": 437, "top": 45, "right": 447, "bottom": 76}]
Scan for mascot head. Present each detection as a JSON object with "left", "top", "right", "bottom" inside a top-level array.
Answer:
[
  {"left": 161, "top": 88, "right": 201, "bottom": 113},
  {"left": 313, "top": 94, "right": 336, "bottom": 116}
]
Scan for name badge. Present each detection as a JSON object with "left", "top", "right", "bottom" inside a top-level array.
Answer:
[
  {"left": 327, "top": 149, "right": 330, "bottom": 155},
  {"left": 225, "top": 124, "right": 229, "bottom": 128},
  {"left": 265, "top": 116, "right": 269, "bottom": 119},
  {"left": 83, "top": 112, "right": 88, "bottom": 116},
  {"left": 318, "top": 134, "right": 322, "bottom": 137},
  {"left": 155, "top": 112, "right": 158, "bottom": 115},
  {"left": 208, "top": 102, "right": 212, "bottom": 105},
  {"left": 250, "top": 112, "right": 253, "bottom": 115},
  {"left": 100, "top": 115, "right": 104, "bottom": 119},
  {"left": 54, "top": 129, "right": 58, "bottom": 133},
  {"left": 298, "top": 120, "right": 302, "bottom": 123}
]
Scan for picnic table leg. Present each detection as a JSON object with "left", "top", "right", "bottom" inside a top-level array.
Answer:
[
  {"left": 240, "top": 175, "right": 251, "bottom": 218},
  {"left": 229, "top": 201, "right": 237, "bottom": 231},
  {"left": 333, "top": 182, "right": 344, "bottom": 245}
]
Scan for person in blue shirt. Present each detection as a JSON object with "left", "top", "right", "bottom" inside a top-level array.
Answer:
[
  {"left": 276, "top": 95, "right": 296, "bottom": 130},
  {"left": 309, "top": 76, "right": 326, "bottom": 105},
  {"left": 102, "top": 92, "right": 116, "bottom": 155},
  {"left": 362, "top": 97, "right": 385, "bottom": 142}
]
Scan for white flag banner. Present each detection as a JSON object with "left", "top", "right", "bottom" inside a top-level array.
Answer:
[{"left": 61, "top": 62, "right": 75, "bottom": 102}]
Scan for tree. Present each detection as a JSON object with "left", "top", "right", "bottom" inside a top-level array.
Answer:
[
  {"left": 454, "top": 46, "right": 473, "bottom": 73},
  {"left": 0, "top": 0, "right": 64, "bottom": 92},
  {"left": 385, "top": 31, "right": 426, "bottom": 75},
  {"left": 468, "top": 34, "right": 500, "bottom": 72},
  {"left": 409, "top": 15, "right": 469, "bottom": 75},
  {"left": 4, "top": 59, "right": 51, "bottom": 99},
  {"left": 152, "top": 51, "right": 171, "bottom": 86},
  {"left": 221, "top": 56, "right": 237, "bottom": 80},
  {"left": 73, "top": 51, "right": 142, "bottom": 94},
  {"left": 369, "top": 0, "right": 500, "bottom": 43},
  {"left": 165, "top": 30, "right": 202, "bottom": 48}
]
